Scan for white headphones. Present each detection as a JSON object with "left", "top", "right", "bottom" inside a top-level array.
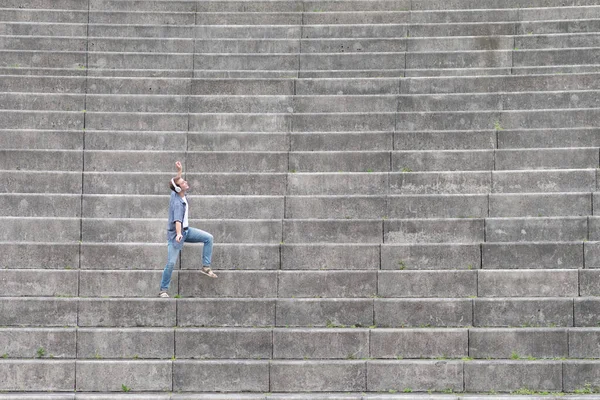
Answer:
[{"left": 171, "top": 178, "right": 181, "bottom": 193}]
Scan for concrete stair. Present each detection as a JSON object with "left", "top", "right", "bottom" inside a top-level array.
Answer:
[{"left": 2, "top": 0, "right": 600, "bottom": 397}]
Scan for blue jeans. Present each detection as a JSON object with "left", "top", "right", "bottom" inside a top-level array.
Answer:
[{"left": 160, "top": 227, "right": 213, "bottom": 291}]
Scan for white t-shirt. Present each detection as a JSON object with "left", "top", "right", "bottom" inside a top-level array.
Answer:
[{"left": 182, "top": 196, "right": 189, "bottom": 228}]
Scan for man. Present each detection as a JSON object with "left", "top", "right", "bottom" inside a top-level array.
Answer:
[{"left": 159, "top": 161, "right": 217, "bottom": 298}]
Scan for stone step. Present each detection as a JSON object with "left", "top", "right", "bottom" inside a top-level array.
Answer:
[
  {"left": 302, "top": 38, "right": 406, "bottom": 52},
  {"left": 520, "top": 17, "right": 600, "bottom": 35},
  {"left": 0, "top": 297, "right": 80, "bottom": 326},
  {"left": 486, "top": 217, "right": 588, "bottom": 242},
  {"left": 0, "top": 243, "right": 80, "bottom": 270},
  {"left": 283, "top": 219, "right": 383, "bottom": 243},
  {"left": 413, "top": 0, "right": 600, "bottom": 9},
  {"left": 288, "top": 172, "right": 391, "bottom": 195},
  {"left": 489, "top": 192, "right": 592, "bottom": 217},
  {"left": 285, "top": 194, "right": 488, "bottom": 219},
  {"left": 0, "top": 148, "right": 599, "bottom": 177},
  {"left": 0, "top": 8, "right": 597, "bottom": 28},
  {"left": 87, "top": 68, "right": 193, "bottom": 78},
  {"left": 299, "top": 69, "right": 403, "bottom": 78},
  {"left": 392, "top": 150, "right": 494, "bottom": 172},
  {"left": 521, "top": 5, "right": 600, "bottom": 21},
  {"left": 498, "top": 127, "right": 600, "bottom": 149},
  {"left": 190, "top": 113, "right": 290, "bottom": 132},
  {"left": 87, "top": 52, "right": 193, "bottom": 72},
  {"left": 296, "top": 78, "right": 399, "bottom": 95},
  {"left": 86, "top": 111, "right": 189, "bottom": 131},
  {"left": 514, "top": 47, "right": 600, "bottom": 67},
  {"left": 197, "top": 24, "right": 302, "bottom": 39},
  {"left": 85, "top": 95, "right": 188, "bottom": 113},
  {"left": 406, "top": 36, "right": 514, "bottom": 51},
  {"left": 288, "top": 171, "right": 491, "bottom": 194},
  {"left": 191, "top": 79, "right": 295, "bottom": 95},
  {"left": 89, "top": 1, "right": 196, "bottom": 12},
  {"left": 397, "top": 109, "right": 600, "bottom": 131},
  {"left": 407, "top": 50, "right": 512, "bottom": 69},
  {"left": 87, "top": 24, "right": 194, "bottom": 39},
  {"left": 491, "top": 169, "right": 597, "bottom": 193},
  {"left": 83, "top": 171, "right": 287, "bottom": 195},
  {"left": 197, "top": 12, "right": 302, "bottom": 25},
  {"left": 88, "top": 37, "right": 195, "bottom": 53},
  {"left": 381, "top": 243, "right": 481, "bottom": 269},
  {"left": 395, "top": 130, "right": 496, "bottom": 150},
  {"left": 196, "top": 1, "right": 302, "bottom": 13},
  {"left": 0, "top": 35, "right": 87, "bottom": 51},
  {"left": 516, "top": 32, "right": 600, "bottom": 49},
  {"left": 3, "top": 90, "right": 598, "bottom": 115},
  {"left": 0, "top": 67, "right": 85, "bottom": 77},
  {"left": 0, "top": 194, "right": 81, "bottom": 218},
  {"left": 302, "top": 10, "right": 515, "bottom": 25},
  {"left": 293, "top": 151, "right": 390, "bottom": 172},
  {"left": 482, "top": 242, "right": 585, "bottom": 269},
  {"left": 0, "top": 9, "right": 87, "bottom": 23},
  {"left": 0, "top": 130, "right": 82, "bottom": 150},
  {"left": 0, "top": 92, "right": 84, "bottom": 110},
  {"left": 303, "top": 23, "right": 405, "bottom": 39},
  {"left": 87, "top": 11, "right": 195, "bottom": 25},
  {"left": 83, "top": 242, "right": 282, "bottom": 270},
  {"left": 195, "top": 38, "right": 300, "bottom": 53},
  {"left": 410, "top": 22, "right": 518, "bottom": 37},
  {"left": 281, "top": 243, "right": 381, "bottom": 270},
  {"left": 80, "top": 194, "right": 284, "bottom": 219},
  {"left": 0, "top": 149, "right": 82, "bottom": 170},
  {"left": 293, "top": 113, "right": 395, "bottom": 132},
  {"left": 375, "top": 298, "right": 472, "bottom": 327},
  {"left": 85, "top": 150, "right": 287, "bottom": 172},
  {"left": 402, "top": 73, "right": 600, "bottom": 94},
  {"left": 0, "top": 269, "right": 78, "bottom": 297},
  {"left": 85, "top": 130, "right": 187, "bottom": 151},
  {"left": 1, "top": 359, "right": 599, "bottom": 394},
  {"left": 377, "top": 270, "right": 477, "bottom": 298},
  {"left": 495, "top": 148, "right": 600, "bottom": 170},
  {"left": 474, "top": 297, "right": 577, "bottom": 327},
  {"left": 384, "top": 218, "right": 484, "bottom": 243},
  {"left": 249, "top": 19, "right": 597, "bottom": 40},
  {"left": 1, "top": 0, "right": 86, "bottom": 9},
  {"left": 303, "top": 1, "right": 412, "bottom": 12},
  {"left": 293, "top": 95, "right": 397, "bottom": 113},
  {"left": 5, "top": 326, "right": 600, "bottom": 361},
  {"left": 0, "top": 50, "right": 84, "bottom": 69},
  {"left": 469, "top": 327, "right": 570, "bottom": 359},
  {"left": 514, "top": 65, "right": 600, "bottom": 75},
  {"left": 19, "top": 269, "right": 579, "bottom": 299},
  {"left": 80, "top": 218, "right": 282, "bottom": 243},
  {"left": 404, "top": 67, "right": 512, "bottom": 77},
  {"left": 55, "top": 47, "right": 588, "bottom": 75},
  {"left": 188, "top": 132, "right": 289, "bottom": 151},
  {"left": 0, "top": 109, "right": 83, "bottom": 129},
  {"left": 191, "top": 96, "right": 293, "bottom": 113},
  {"left": 1, "top": 241, "right": 589, "bottom": 270},
  {"left": 0, "top": 75, "right": 86, "bottom": 93},
  {"left": 397, "top": 90, "right": 600, "bottom": 111},
  {"left": 477, "top": 269, "right": 580, "bottom": 297},
  {"left": 88, "top": 77, "right": 187, "bottom": 95}
]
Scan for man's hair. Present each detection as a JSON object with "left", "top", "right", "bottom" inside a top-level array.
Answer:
[{"left": 169, "top": 176, "right": 181, "bottom": 192}]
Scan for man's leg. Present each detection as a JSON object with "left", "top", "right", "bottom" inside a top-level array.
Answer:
[
  {"left": 184, "top": 227, "right": 214, "bottom": 268},
  {"left": 160, "top": 241, "right": 181, "bottom": 292}
]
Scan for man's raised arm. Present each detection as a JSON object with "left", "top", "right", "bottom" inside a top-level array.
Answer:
[{"left": 175, "top": 161, "right": 183, "bottom": 179}]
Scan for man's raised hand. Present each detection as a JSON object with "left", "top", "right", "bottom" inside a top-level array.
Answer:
[{"left": 175, "top": 161, "right": 182, "bottom": 171}]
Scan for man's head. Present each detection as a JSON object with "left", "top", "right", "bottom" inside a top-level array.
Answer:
[{"left": 170, "top": 176, "right": 189, "bottom": 194}]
